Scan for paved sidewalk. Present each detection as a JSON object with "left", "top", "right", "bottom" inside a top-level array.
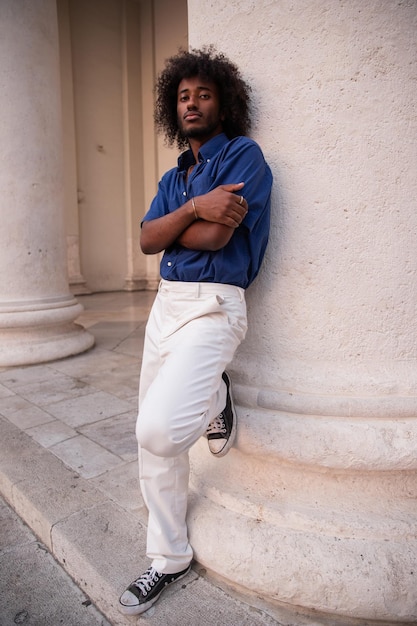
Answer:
[
  {"left": 0, "top": 291, "right": 281, "bottom": 626},
  {"left": 0, "top": 495, "right": 110, "bottom": 625}
]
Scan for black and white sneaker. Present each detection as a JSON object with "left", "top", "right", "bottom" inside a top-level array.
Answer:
[
  {"left": 119, "top": 564, "right": 191, "bottom": 615},
  {"left": 206, "top": 371, "right": 237, "bottom": 457}
]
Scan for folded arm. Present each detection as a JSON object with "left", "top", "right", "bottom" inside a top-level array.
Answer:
[{"left": 140, "top": 183, "right": 248, "bottom": 254}]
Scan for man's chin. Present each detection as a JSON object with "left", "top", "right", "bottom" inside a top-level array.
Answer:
[
  {"left": 180, "top": 122, "right": 221, "bottom": 141},
  {"left": 183, "top": 128, "right": 207, "bottom": 139}
]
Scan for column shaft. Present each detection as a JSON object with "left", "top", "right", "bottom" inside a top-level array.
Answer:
[{"left": 0, "top": 0, "right": 93, "bottom": 366}]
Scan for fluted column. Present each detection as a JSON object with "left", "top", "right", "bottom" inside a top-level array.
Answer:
[
  {"left": 188, "top": 1, "right": 417, "bottom": 623},
  {"left": 0, "top": 0, "right": 94, "bottom": 366}
]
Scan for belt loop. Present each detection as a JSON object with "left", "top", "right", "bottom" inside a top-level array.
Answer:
[{"left": 196, "top": 283, "right": 201, "bottom": 297}]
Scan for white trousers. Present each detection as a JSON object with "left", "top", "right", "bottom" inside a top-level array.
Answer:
[{"left": 136, "top": 280, "right": 247, "bottom": 574}]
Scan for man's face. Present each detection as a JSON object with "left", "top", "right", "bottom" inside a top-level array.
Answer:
[{"left": 177, "top": 76, "right": 223, "bottom": 143}]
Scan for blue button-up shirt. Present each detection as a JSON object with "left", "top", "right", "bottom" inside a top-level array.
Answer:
[{"left": 143, "top": 133, "right": 273, "bottom": 289}]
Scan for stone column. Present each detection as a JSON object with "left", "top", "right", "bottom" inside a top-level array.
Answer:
[
  {"left": 187, "top": 1, "right": 417, "bottom": 624},
  {"left": 0, "top": 0, "right": 94, "bottom": 366}
]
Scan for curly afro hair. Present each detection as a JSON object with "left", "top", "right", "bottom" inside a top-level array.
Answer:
[{"left": 154, "top": 46, "right": 252, "bottom": 149}]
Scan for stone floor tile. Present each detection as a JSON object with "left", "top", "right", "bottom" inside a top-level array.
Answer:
[
  {"left": 114, "top": 333, "right": 145, "bottom": 358},
  {"left": 49, "top": 348, "right": 138, "bottom": 379},
  {"left": 0, "top": 395, "right": 34, "bottom": 417},
  {"left": 45, "top": 391, "right": 132, "bottom": 428},
  {"left": 123, "top": 394, "right": 138, "bottom": 407},
  {"left": 87, "top": 329, "right": 142, "bottom": 353},
  {"left": 77, "top": 290, "right": 155, "bottom": 314},
  {"left": 8, "top": 375, "right": 95, "bottom": 407},
  {"left": 0, "top": 383, "right": 14, "bottom": 399},
  {"left": 0, "top": 419, "right": 109, "bottom": 547},
  {"left": 5, "top": 404, "right": 56, "bottom": 430},
  {"left": 25, "top": 420, "right": 77, "bottom": 448},
  {"left": 89, "top": 460, "right": 145, "bottom": 514},
  {"left": 50, "top": 435, "right": 124, "bottom": 479},
  {"left": 79, "top": 411, "right": 138, "bottom": 461},
  {"left": 0, "top": 365, "right": 63, "bottom": 388},
  {"left": 86, "top": 333, "right": 127, "bottom": 352},
  {"left": 80, "top": 364, "right": 140, "bottom": 401}
]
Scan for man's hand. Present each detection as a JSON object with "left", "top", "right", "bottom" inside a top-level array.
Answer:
[
  {"left": 140, "top": 182, "right": 248, "bottom": 255},
  {"left": 176, "top": 183, "right": 249, "bottom": 251},
  {"left": 193, "top": 182, "right": 248, "bottom": 228}
]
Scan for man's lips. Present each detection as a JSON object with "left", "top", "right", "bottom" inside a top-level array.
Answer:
[{"left": 184, "top": 111, "right": 202, "bottom": 120}]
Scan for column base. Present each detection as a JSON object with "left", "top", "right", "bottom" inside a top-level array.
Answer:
[
  {"left": 0, "top": 296, "right": 94, "bottom": 366},
  {"left": 123, "top": 277, "right": 148, "bottom": 291},
  {"left": 188, "top": 388, "right": 417, "bottom": 624},
  {"left": 69, "top": 276, "right": 92, "bottom": 296}
]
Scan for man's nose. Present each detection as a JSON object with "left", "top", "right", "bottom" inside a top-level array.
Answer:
[{"left": 187, "top": 96, "right": 198, "bottom": 109}]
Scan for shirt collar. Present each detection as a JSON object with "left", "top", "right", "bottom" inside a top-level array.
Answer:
[{"left": 177, "top": 133, "right": 229, "bottom": 172}]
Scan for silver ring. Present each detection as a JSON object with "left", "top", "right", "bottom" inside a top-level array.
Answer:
[{"left": 239, "top": 195, "right": 244, "bottom": 205}]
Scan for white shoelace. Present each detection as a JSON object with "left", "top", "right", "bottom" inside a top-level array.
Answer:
[
  {"left": 132, "top": 567, "right": 161, "bottom": 595},
  {"left": 206, "top": 414, "right": 226, "bottom": 435}
]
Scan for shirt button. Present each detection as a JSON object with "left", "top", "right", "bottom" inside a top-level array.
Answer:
[
  {"left": 167, "top": 262, "right": 172, "bottom": 267},
  {"left": 182, "top": 191, "right": 187, "bottom": 196},
  {"left": 207, "top": 159, "right": 210, "bottom": 162}
]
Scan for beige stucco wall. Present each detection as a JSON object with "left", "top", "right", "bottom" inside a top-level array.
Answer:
[
  {"left": 58, "top": 0, "right": 187, "bottom": 293},
  {"left": 187, "top": 1, "right": 417, "bottom": 623},
  {"left": 68, "top": 0, "right": 129, "bottom": 293}
]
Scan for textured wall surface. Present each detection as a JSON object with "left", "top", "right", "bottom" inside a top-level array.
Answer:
[
  {"left": 190, "top": 0, "right": 417, "bottom": 397},
  {"left": 188, "top": 1, "right": 417, "bottom": 623}
]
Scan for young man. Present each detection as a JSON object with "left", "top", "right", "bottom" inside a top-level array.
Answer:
[{"left": 119, "top": 47, "right": 273, "bottom": 616}]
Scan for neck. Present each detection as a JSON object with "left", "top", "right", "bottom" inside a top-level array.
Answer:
[
  {"left": 188, "top": 130, "right": 223, "bottom": 162},
  {"left": 188, "top": 138, "right": 204, "bottom": 163}
]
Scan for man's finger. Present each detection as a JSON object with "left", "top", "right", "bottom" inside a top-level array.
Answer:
[{"left": 221, "top": 182, "right": 245, "bottom": 193}]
